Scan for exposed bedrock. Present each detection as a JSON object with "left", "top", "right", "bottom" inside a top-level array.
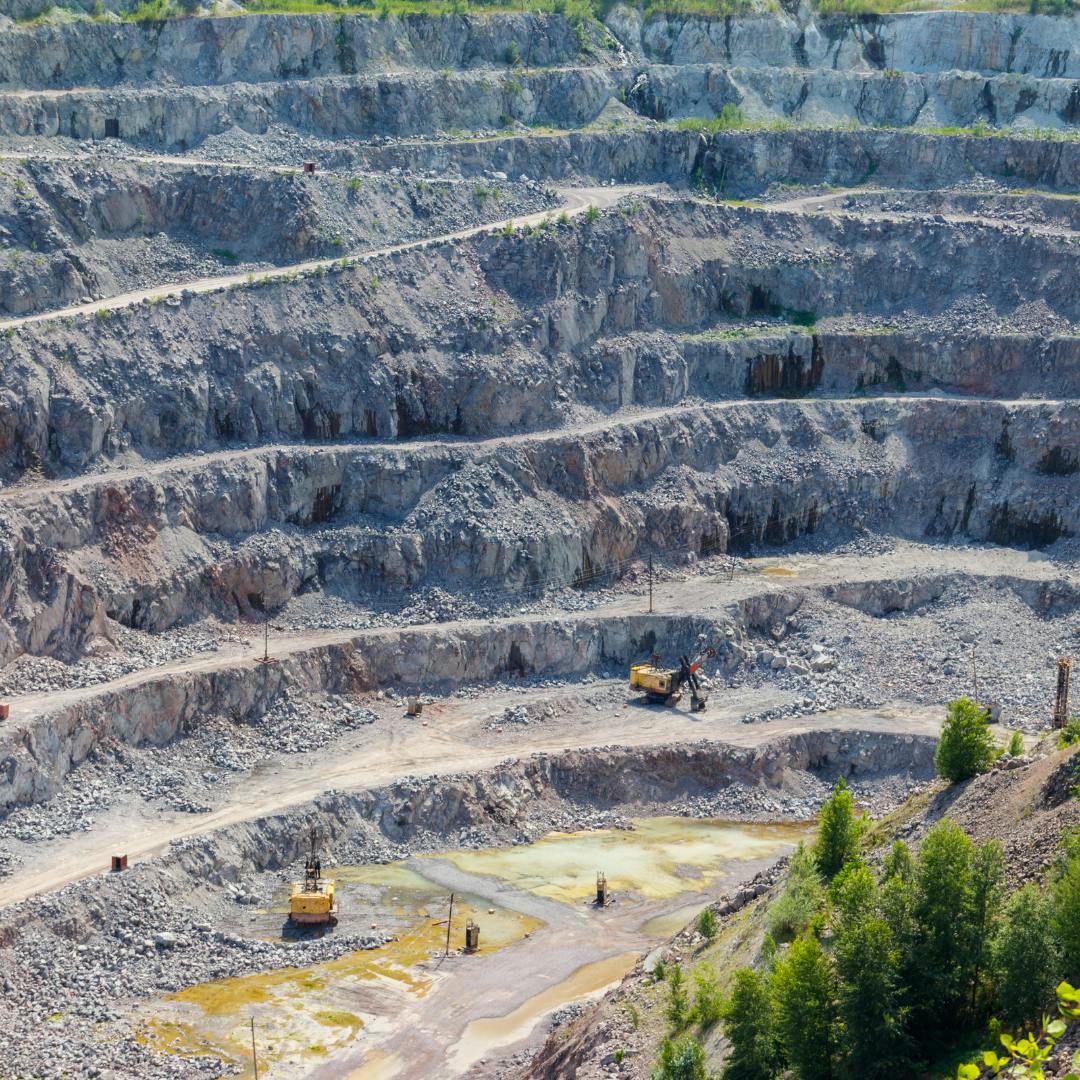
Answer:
[
  {"left": 633, "top": 62, "right": 1080, "bottom": 131},
  {"left": 190, "top": 733, "right": 939, "bottom": 876},
  {"left": 4, "top": 9, "right": 1080, "bottom": 91},
  {"left": 0, "top": 733, "right": 938, "bottom": 951},
  {"left": 3, "top": 196, "right": 1080, "bottom": 476},
  {"left": 0, "top": 12, "right": 594, "bottom": 90},
  {"left": 678, "top": 330, "right": 1080, "bottom": 399},
  {"left": 0, "top": 395, "right": 1077, "bottom": 665},
  {"left": 353, "top": 125, "right": 1080, "bottom": 192},
  {"left": 701, "top": 126, "right": 1080, "bottom": 194},
  {"left": 5, "top": 59, "right": 1080, "bottom": 147},
  {"left": 823, "top": 571, "right": 1080, "bottom": 619},
  {"left": 622, "top": 9, "right": 1080, "bottom": 78},
  {"left": 0, "top": 159, "right": 551, "bottom": 316},
  {"left": 0, "top": 67, "right": 623, "bottom": 145}
]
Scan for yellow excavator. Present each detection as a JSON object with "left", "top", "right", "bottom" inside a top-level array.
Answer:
[
  {"left": 289, "top": 827, "right": 337, "bottom": 927},
  {"left": 630, "top": 647, "right": 714, "bottom": 711}
]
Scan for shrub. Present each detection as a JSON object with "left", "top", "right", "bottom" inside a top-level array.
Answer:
[
  {"left": 675, "top": 103, "right": 746, "bottom": 134},
  {"left": 652, "top": 1036, "right": 707, "bottom": 1080},
  {"left": 1006, "top": 730, "right": 1025, "bottom": 756},
  {"left": 936, "top": 697, "right": 996, "bottom": 782},
  {"left": 666, "top": 963, "right": 689, "bottom": 1029},
  {"left": 584, "top": 205, "right": 600, "bottom": 223},
  {"left": 1058, "top": 717, "right": 1080, "bottom": 749},
  {"left": 959, "top": 982, "right": 1080, "bottom": 1080},
  {"left": 881, "top": 839, "right": 914, "bottom": 883},
  {"left": 696, "top": 907, "right": 718, "bottom": 943},
  {"left": 692, "top": 964, "right": 722, "bottom": 1028},
  {"left": 766, "top": 843, "right": 825, "bottom": 941}
]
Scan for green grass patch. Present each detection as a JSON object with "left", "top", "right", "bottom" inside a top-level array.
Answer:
[{"left": 679, "top": 323, "right": 807, "bottom": 342}]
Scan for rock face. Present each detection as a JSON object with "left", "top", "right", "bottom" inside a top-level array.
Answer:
[
  {"left": 0, "top": 194, "right": 1078, "bottom": 668},
  {"left": 3, "top": 8, "right": 1080, "bottom": 147},
  {"left": 0, "top": 158, "right": 553, "bottom": 316}
]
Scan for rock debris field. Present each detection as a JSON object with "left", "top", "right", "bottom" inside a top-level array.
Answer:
[{"left": 0, "top": 1, "right": 1079, "bottom": 1078}]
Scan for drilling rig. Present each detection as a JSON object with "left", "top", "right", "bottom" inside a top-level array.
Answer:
[{"left": 288, "top": 827, "right": 337, "bottom": 927}]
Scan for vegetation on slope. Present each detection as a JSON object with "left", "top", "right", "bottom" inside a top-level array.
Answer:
[{"left": 639, "top": 700, "right": 1080, "bottom": 1080}]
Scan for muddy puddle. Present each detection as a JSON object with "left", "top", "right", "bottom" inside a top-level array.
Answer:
[
  {"left": 431, "top": 817, "right": 807, "bottom": 904},
  {"left": 141, "top": 817, "right": 806, "bottom": 1078}
]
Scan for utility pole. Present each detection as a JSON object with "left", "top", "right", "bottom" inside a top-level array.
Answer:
[
  {"left": 647, "top": 555, "right": 653, "bottom": 614},
  {"left": 445, "top": 893, "right": 455, "bottom": 957},
  {"left": 251, "top": 1018, "right": 259, "bottom": 1080},
  {"left": 256, "top": 615, "right": 276, "bottom": 665}
]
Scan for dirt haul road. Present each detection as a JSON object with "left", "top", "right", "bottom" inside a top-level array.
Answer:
[{"left": 0, "top": 184, "right": 645, "bottom": 331}]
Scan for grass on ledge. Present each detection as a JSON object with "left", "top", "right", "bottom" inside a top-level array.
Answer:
[{"left": 25, "top": 0, "right": 1076, "bottom": 23}]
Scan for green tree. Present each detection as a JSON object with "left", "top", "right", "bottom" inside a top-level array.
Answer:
[
  {"left": 882, "top": 839, "right": 914, "bottom": 883},
  {"left": 829, "top": 860, "right": 875, "bottom": 917},
  {"left": 936, "top": 697, "right": 996, "bottom": 782},
  {"left": 910, "top": 819, "right": 974, "bottom": 1031},
  {"left": 722, "top": 967, "right": 782, "bottom": 1080},
  {"left": 1006, "top": 730, "right": 1025, "bottom": 756},
  {"left": 772, "top": 935, "right": 839, "bottom": 1080},
  {"left": 667, "top": 962, "right": 690, "bottom": 1030},
  {"left": 992, "top": 883, "right": 1058, "bottom": 1028},
  {"left": 813, "top": 778, "right": 865, "bottom": 879},
  {"left": 697, "top": 906, "right": 718, "bottom": 943},
  {"left": 964, "top": 840, "right": 1005, "bottom": 1015},
  {"left": 767, "top": 843, "right": 825, "bottom": 941},
  {"left": 652, "top": 1036, "right": 707, "bottom": 1080},
  {"left": 834, "top": 904, "right": 914, "bottom": 1079},
  {"left": 1052, "top": 830, "right": 1080, "bottom": 977},
  {"left": 693, "top": 964, "right": 722, "bottom": 1028}
]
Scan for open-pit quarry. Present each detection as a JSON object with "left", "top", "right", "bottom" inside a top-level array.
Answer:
[{"left": 0, "top": 1, "right": 1079, "bottom": 1077}]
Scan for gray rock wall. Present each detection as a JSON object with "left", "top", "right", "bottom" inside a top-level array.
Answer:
[
  {"left": 623, "top": 8, "right": 1080, "bottom": 79},
  {"left": 0, "top": 11, "right": 590, "bottom": 86},
  {"left": 6, "top": 197, "right": 1080, "bottom": 478}
]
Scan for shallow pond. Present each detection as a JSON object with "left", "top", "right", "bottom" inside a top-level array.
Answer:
[{"left": 431, "top": 816, "right": 807, "bottom": 904}]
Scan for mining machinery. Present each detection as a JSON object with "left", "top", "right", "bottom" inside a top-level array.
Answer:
[
  {"left": 289, "top": 827, "right": 337, "bottom": 927},
  {"left": 629, "top": 646, "right": 714, "bottom": 711}
]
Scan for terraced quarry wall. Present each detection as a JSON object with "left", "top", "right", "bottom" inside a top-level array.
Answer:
[
  {"left": 0, "top": 7, "right": 1079, "bottom": 1079},
  {"left": 4, "top": 10, "right": 1080, "bottom": 146}
]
